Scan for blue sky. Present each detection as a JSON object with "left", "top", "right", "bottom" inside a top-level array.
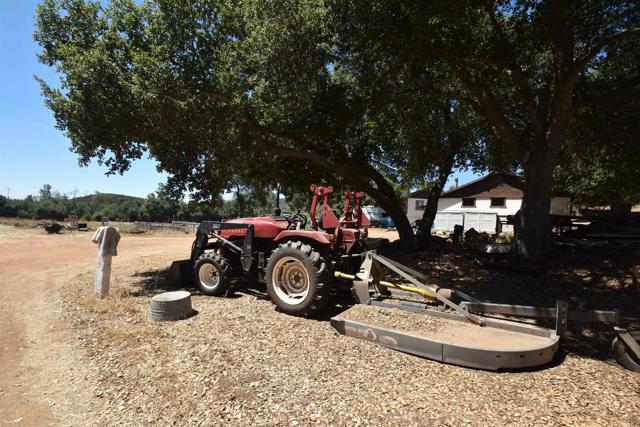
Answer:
[
  {"left": 0, "top": 0, "right": 167, "bottom": 199},
  {"left": 0, "top": 0, "right": 479, "bottom": 201}
]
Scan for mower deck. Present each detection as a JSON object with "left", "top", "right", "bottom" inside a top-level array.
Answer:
[
  {"left": 331, "top": 303, "right": 560, "bottom": 371},
  {"left": 330, "top": 251, "right": 564, "bottom": 371}
]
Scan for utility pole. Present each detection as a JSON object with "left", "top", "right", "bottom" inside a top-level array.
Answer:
[{"left": 6, "top": 188, "right": 9, "bottom": 199}]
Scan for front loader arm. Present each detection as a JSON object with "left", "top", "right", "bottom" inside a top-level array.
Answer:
[{"left": 190, "top": 221, "right": 255, "bottom": 272}]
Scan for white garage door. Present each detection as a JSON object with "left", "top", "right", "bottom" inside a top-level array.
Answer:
[
  {"left": 432, "top": 211, "right": 498, "bottom": 232},
  {"left": 433, "top": 212, "right": 464, "bottom": 231},
  {"left": 464, "top": 212, "right": 497, "bottom": 232}
]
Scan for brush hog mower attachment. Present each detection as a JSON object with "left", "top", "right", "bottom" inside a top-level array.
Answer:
[
  {"left": 331, "top": 252, "right": 561, "bottom": 370},
  {"left": 612, "top": 327, "right": 640, "bottom": 372},
  {"left": 458, "top": 294, "right": 637, "bottom": 371},
  {"left": 331, "top": 251, "right": 630, "bottom": 371}
]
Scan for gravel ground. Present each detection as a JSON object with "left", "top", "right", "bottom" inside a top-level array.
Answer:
[{"left": 61, "top": 250, "right": 640, "bottom": 426}]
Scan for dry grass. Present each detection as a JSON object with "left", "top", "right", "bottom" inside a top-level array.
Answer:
[{"left": 58, "top": 247, "right": 640, "bottom": 426}]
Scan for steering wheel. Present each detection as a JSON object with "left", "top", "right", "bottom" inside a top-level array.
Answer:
[
  {"left": 294, "top": 209, "right": 308, "bottom": 229},
  {"left": 281, "top": 210, "right": 307, "bottom": 229}
]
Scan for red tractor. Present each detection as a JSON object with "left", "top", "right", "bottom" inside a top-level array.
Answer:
[{"left": 184, "top": 185, "right": 370, "bottom": 316}]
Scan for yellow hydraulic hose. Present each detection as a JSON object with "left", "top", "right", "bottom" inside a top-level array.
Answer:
[{"left": 334, "top": 271, "right": 436, "bottom": 301}]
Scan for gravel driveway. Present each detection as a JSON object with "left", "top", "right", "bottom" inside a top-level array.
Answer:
[{"left": 60, "top": 250, "right": 640, "bottom": 426}]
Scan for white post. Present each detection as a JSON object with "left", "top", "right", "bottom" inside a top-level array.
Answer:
[
  {"left": 91, "top": 226, "right": 120, "bottom": 299},
  {"left": 94, "top": 253, "right": 113, "bottom": 298}
]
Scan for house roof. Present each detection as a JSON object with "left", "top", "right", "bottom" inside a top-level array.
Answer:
[{"left": 409, "top": 173, "right": 570, "bottom": 199}]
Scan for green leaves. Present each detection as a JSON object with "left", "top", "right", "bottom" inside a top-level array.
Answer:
[
  {"left": 556, "top": 35, "right": 640, "bottom": 207},
  {"left": 33, "top": 0, "right": 372, "bottom": 200},
  {"left": 34, "top": 0, "right": 639, "bottom": 234}
]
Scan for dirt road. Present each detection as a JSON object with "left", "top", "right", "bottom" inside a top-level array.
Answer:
[{"left": 0, "top": 226, "right": 192, "bottom": 426}]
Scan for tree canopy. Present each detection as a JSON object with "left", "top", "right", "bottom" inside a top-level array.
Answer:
[
  {"left": 35, "top": 0, "right": 640, "bottom": 259},
  {"left": 556, "top": 34, "right": 640, "bottom": 211},
  {"left": 335, "top": 0, "right": 639, "bottom": 258},
  {"left": 35, "top": 0, "right": 490, "bottom": 245}
]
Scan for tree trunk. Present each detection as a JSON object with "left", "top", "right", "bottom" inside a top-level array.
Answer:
[
  {"left": 417, "top": 161, "right": 456, "bottom": 238},
  {"left": 235, "top": 185, "right": 246, "bottom": 217},
  {"left": 611, "top": 201, "right": 632, "bottom": 214},
  {"left": 354, "top": 174, "right": 415, "bottom": 249},
  {"left": 378, "top": 197, "right": 415, "bottom": 248},
  {"left": 417, "top": 188, "right": 440, "bottom": 235},
  {"left": 417, "top": 119, "right": 460, "bottom": 241},
  {"left": 341, "top": 162, "right": 416, "bottom": 249},
  {"left": 511, "top": 149, "right": 555, "bottom": 261}
]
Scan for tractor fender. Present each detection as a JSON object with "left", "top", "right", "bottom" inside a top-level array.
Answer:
[{"left": 273, "top": 230, "right": 333, "bottom": 247}]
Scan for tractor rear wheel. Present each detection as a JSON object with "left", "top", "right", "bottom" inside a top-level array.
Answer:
[
  {"left": 194, "top": 253, "right": 232, "bottom": 296},
  {"left": 266, "top": 241, "right": 330, "bottom": 317}
]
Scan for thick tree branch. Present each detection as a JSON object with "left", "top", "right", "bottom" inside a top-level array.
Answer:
[
  {"left": 253, "top": 137, "right": 402, "bottom": 212},
  {"left": 453, "top": 68, "right": 524, "bottom": 151},
  {"left": 481, "top": 1, "right": 546, "bottom": 140},
  {"left": 249, "top": 115, "right": 392, "bottom": 197},
  {"left": 546, "top": 0, "right": 574, "bottom": 155},
  {"left": 412, "top": 16, "right": 537, "bottom": 153},
  {"left": 577, "top": 85, "right": 640, "bottom": 108},
  {"left": 569, "top": 27, "right": 640, "bottom": 84}
]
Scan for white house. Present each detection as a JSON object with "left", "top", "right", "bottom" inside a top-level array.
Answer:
[{"left": 407, "top": 173, "right": 571, "bottom": 232}]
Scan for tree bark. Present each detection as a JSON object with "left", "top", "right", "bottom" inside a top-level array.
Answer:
[
  {"left": 355, "top": 165, "right": 416, "bottom": 248},
  {"left": 611, "top": 201, "right": 632, "bottom": 214},
  {"left": 370, "top": 187, "right": 415, "bottom": 249},
  {"left": 417, "top": 187, "right": 440, "bottom": 235},
  {"left": 416, "top": 145, "right": 457, "bottom": 239},
  {"left": 235, "top": 185, "right": 246, "bottom": 217},
  {"left": 416, "top": 171, "right": 450, "bottom": 238},
  {"left": 338, "top": 160, "right": 415, "bottom": 248},
  {"left": 416, "top": 102, "right": 461, "bottom": 242},
  {"left": 511, "top": 149, "right": 555, "bottom": 261}
]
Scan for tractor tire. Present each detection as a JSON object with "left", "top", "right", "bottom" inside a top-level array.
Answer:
[
  {"left": 612, "top": 331, "right": 640, "bottom": 372},
  {"left": 193, "top": 253, "right": 232, "bottom": 296},
  {"left": 266, "top": 241, "right": 330, "bottom": 317}
]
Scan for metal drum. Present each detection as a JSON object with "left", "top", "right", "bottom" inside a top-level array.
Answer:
[{"left": 149, "top": 291, "right": 193, "bottom": 322}]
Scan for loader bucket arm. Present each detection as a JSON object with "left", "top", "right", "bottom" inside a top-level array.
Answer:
[
  {"left": 341, "top": 191, "right": 369, "bottom": 229},
  {"left": 309, "top": 184, "right": 339, "bottom": 231},
  {"left": 352, "top": 191, "right": 369, "bottom": 228},
  {"left": 342, "top": 191, "right": 353, "bottom": 221}
]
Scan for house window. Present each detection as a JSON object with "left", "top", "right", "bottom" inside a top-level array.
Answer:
[
  {"left": 461, "top": 198, "right": 476, "bottom": 207},
  {"left": 491, "top": 197, "right": 506, "bottom": 207},
  {"left": 415, "top": 200, "right": 427, "bottom": 211}
]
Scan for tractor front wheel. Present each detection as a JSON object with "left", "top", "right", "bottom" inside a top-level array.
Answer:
[
  {"left": 266, "top": 241, "right": 330, "bottom": 317},
  {"left": 194, "top": 253, "right": 232, "bottom": 296}
]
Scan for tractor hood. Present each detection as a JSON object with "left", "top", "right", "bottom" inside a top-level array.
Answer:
[{"left": 223, "top": 216, "right": 289, "bottom": 238}]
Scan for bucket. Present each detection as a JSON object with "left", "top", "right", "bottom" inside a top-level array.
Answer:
[{"left": 149, "top": 291, "right": 194, "bottom": 322}]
